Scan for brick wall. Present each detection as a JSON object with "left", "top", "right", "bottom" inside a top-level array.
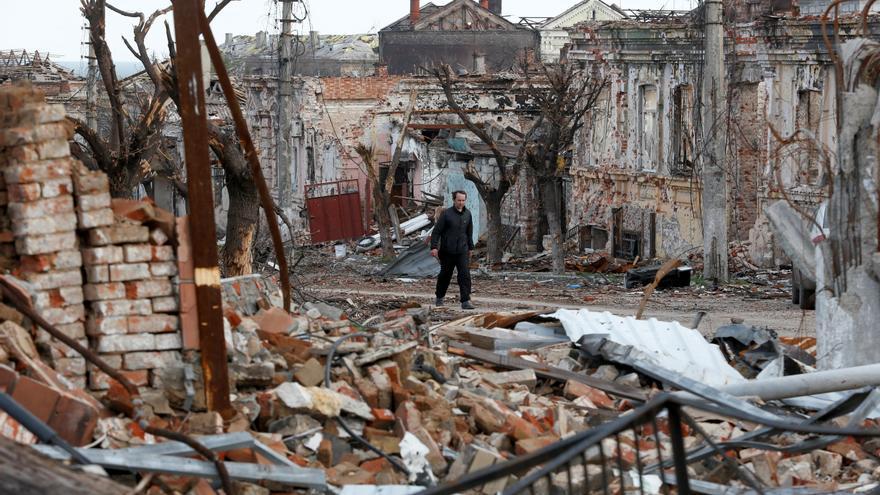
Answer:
[
  {"left": 321, "top": 75, "right": 404, "bottom": 101},
  {"left": 0, "top": 84, "right": 183, "bottom": 393}
]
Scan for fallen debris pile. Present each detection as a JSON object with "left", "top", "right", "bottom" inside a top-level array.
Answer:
[{"left": 2, "top": 267, "right": 880, "bottom": 493}]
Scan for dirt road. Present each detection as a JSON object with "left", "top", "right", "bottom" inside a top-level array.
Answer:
[{"left": 300, "top": 265, "right": 815, "bottom": 337}]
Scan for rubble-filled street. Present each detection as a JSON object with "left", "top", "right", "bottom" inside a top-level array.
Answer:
[
  {"left": 1, "top": 0, "right": 880, "bottom": 494},
  {"left": 296, "top": 248, "right": 817, "bottom": 335}
]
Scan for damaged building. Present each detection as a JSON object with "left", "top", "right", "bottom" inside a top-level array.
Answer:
[
  {"left": 566, "top": 2, "right": 879, "bottom": 266},
  {"left": 379, "top": 0, "right": 539, "bottom": 75}
]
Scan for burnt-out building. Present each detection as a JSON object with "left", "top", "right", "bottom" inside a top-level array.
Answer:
[
  {"left": 379, "top": 0, "right": 540, "bottom": 75},
  {"left": 566, "top": 2, "right": 880, "bottom": 267}
]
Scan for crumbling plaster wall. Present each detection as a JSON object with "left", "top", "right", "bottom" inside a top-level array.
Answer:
[
  {"left": 373, "top": 77, "right": 541, "bottom": 245},
  {"left": 567, "top": 18, "right": 844, "bottom": 263}
]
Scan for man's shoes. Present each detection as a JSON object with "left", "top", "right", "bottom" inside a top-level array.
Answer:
[
  {"left": 435, "top": 297, "right": 444, "bottom": 306},
  {"left": 461, "top": 300, "right": 475, "bottom": 310}
]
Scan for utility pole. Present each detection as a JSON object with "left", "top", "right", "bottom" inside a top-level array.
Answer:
[
  {"left": 85, "top": 27, "right": 97, "bottom": 131},
  {"left": 276, "top": 0, "right": 297, "bottom": 208},
  {"left": 170, "top": 0, "right": 233, "bottom": 418},
  {"left": 701, "top": 0, "right": 728, "bottom": 283}
]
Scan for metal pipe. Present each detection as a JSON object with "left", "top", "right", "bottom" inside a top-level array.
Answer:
[
  {"left": 718, "top": 363, "right": 880, "bottom": 401},
  {"left": 0, "top": 391, "right": 91, "bottom": 465}
]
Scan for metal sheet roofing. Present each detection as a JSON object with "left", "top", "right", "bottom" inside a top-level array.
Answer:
[{"left": 549, "top": 308, "right": 746, "bottom": 388}]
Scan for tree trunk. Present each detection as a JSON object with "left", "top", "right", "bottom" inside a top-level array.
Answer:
[
  {"left": 374, "top": 187, "right": 395, "bottom": 258},
  {"left": 222, "top": 173, "right": 259, "bottom": 276},
  {"left": 540, "top": 178, "right": 566, "bottom": 274},
  {"left": 485, "top": 193, "right": 503, "bottom": 264},
  {"left": 107, "top": 167, "right": 139, "bottom": 199}
]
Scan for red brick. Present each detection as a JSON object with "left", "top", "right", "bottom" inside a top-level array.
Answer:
[
  {"left": 77, "top": 192, "right": 111, "bottom": 211},
  {"left": 91, "top": 299, "right": 152, "bottom": 316},
  {"left": 46, "top": 394, "right": 98, "bottom": 447},
  {"left": 563, "top": 380, "right": 615, "bottom": 409},
  {"left": 88, "top": 369, "right": 149, "bottom": 391},
  {"left": 0, "top": 365, "right": 17, "bottom": 393},
  {"left": 124, "top": 279, "right": 172, "bottom": 299},
  {"left": 150, "top": 261, "right": 177, "bottom": 277},
  {"left": 515, "top": 435, "right": 559, "bottom": 455},
  {"left": 87, "top": 225, "right": 149, "bottom": 246},
  {"left": 73, "top": 171, "right": 109, "bottom": 195},
  {"left": 77, "top": 208, "right": 114, "bottom": 229},
  {"left": 3, "top": 157, "right": 73, "bottom": 184},
  {"left": 12, "top": 212, "right": 77, "bottom": 236},
  {"left": 6, "top": 183, "right": 41, "bottom": 202},
  {"left": 127, "top": 315, "right": 179, "bottom": 333},
  {"left": 8, "top": 196, "right": 74, "bottom": 220},
  {"left": 0, "top": 122, "right": 72, "bottom": 147},
  {"left": 38, "top": 303, "right": 85, "bottom": 325},
  {"left": 12, "top": 376, "right": 60, "bottom": 422},
  {"left": 503, "top": 413, "right": 542, "bottom": 441},
  {"left": 22, "top": 269, "right": 81, "bottom": 290},
  {"left": 152, "top": 296, "right": 178, "bottom": 313},
  {"left": 109, "top": 263, "right": 150, "bottom": 281},
  {"left": 96, "top": 333, "right": 156, "bottom": 353},
  {"left": 82, "top": 246, "right": 124, "bottom": 266},
  {"left": 123, "top": 351, "right": 182, "bottom": 370},
  {"left": 252, "top": 307, "right": 296, "bottom": 334},
  {"left": 40, "top": 177, "right": 73, "bottom": 198},
  {"left": 84, "top": 264, "right": 110, "bottom": 283},
  {"left": 15, "top": 231, "right": 77, "bottom": 255},
  {"left": 32, "top": 286, "right": 84, "bottom": 308},
  {"left": 20, "top": 250, "right": 82, "bottom": 273},
  {"left": 369, "top": 408, "right": 396, "bottom": 429},
  {"left": 83, "top": 282, "right": 126, "bottom": 301},
  {"left": 155, "top": 332, "right": 182, "bottom": 350}
]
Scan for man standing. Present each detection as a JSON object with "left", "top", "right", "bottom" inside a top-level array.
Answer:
[{"left": 431, "top": 190, "right": 475, "bottom": 309}]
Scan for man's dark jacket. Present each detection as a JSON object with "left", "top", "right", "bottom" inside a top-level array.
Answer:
[{"left": 430, "top": 207, "right": 474, "bottom": 255}]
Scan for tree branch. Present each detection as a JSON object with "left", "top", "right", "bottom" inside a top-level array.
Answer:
[
  {"left": 384, "top": 89, "right": 417, "bottom": 195},
  {"left": 208, "top": 0, "right": 235, "bottom": 22},
  {"left": 434, "top": 64, "right": 510, "bottom": 184},
  {"left": 81, "top": 0, "right": 127, "bottom": 153},
  {"left": 69, "top": 116, "right": 115, "bottom": 173}
]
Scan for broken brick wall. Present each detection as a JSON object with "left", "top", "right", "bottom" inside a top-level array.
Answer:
[
  {"left": 567, "top": 16, "right": 851, "bottom": 265},
  {"left": 0, "top": 84, "right": 183, "bottom": 393}
]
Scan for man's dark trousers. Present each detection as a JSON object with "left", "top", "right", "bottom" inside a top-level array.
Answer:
[{"left": 436, "top": 251, "right": 471, "bottom": 303}]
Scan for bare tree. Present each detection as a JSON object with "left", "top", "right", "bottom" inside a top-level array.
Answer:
[
  {"left": 434, "top": 65, "right": 541, "bottom": 264},
  {"left": 434, "top": 59, "right": 606, "bottom": 271},
  {"left": 73, "top": 0, "right": 172, "bottom": 197},
  {"left": 355, "top": 90, "right": 417, "bottom": 258},
  {"left": 76, "top": 0, "right": 259, "bottom": 276},
  {"left": 521, "top": 60, "right": 607, "bottom": 274}
]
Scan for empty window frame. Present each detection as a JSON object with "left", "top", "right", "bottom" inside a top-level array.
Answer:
[{"left": 638, "top": 84, "right": 659, "bottom": 171}]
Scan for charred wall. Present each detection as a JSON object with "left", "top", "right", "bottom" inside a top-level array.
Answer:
[{"left": 378, "top": 30, "right": 539, "bottom": 75}]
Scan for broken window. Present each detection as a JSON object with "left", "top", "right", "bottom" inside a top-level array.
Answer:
[
  {"left": 795, "top": 89, "right": 822, "bottom": 185},
  {"left": 306, "top": 146, "right": 316, "bottom": 184},
  {"left": 638, "top": 84, "right": 659, "bottom": 171},
  {"left": 671, "top": 85, "right": 694, "bottom": 177}
]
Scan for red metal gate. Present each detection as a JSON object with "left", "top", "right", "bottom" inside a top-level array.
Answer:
[{"left": 305, "top": 179, "right": 365, "bottom": 244}]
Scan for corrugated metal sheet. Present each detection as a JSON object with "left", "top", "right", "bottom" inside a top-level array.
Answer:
[{"left": 550, "top": 309, "right": 745, "bottom": 388}]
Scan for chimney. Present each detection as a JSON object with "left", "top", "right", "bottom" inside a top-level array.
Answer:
[
  {"left": 480, "top": 0, "right": 489, "bottom": 9},
  {"left": 410, "top": 0, "right": 420, "bottom": 24},
  {"left": 310, "top": 31, "right": 320, "bottom": 49},
  {"left": 256, "top": 31, "right": 267, "bottom": 48},
  {"left": 488, "top": 0, "right": 502, "bottom": 15},
  {"left": 225, "top": 33, "right": 233, "bottom": 46}
]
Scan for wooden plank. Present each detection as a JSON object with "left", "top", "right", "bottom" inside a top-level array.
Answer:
[{"left": 448, "top": 344, "right": 647, "bottom": 402}]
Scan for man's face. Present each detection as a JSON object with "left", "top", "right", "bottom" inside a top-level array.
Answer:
[{"left": 453, "top": 193, "right": 467, "bottom": 211}]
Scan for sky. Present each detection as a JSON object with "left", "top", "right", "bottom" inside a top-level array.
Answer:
[{"left": 1, "top": 0, "right": 698, "bottom": 64}]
